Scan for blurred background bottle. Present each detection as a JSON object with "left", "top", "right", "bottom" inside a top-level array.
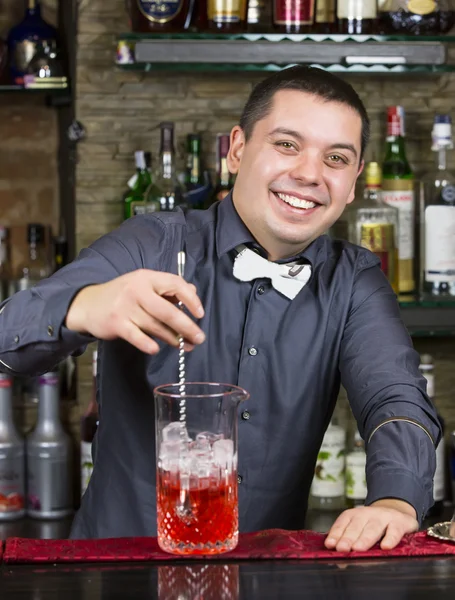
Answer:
[
  {"left": 130, "top": 0, "right": 194, "bottom": 33},
  {"left": 420, "top": 114, "right": 455, "bottom": 300},
  {"left": 348, "top": 162, "right": 399, "bottom": 294},
  {"left": 209, "top": 133, "right": 233, "bottom": 206},
  {"left": 315, "top": 0, "right": 337, "bottom": 33},
  {"left": 309, "top": 419, "right": 346, "bottom": 511},
  {"left": 273, "top": 0, "right": 315, "bottom": 33},
  {"left": 379, "top": 0, "right": 455, "bottom": 35},
  {"left": 0, "top": 373, "right": 25, "bottom": 521},
  {"left": 80, "top": 349, "right": 99, "bottom": 498},
  {"left": 345, "top": 430, "right": 367, "bottom": 509},
  {"left": 17, "top": 224, "right": 51, "bottom": 291},
  {"left": 145, "top": 122, "right": 185, "bottom": 211},
  {"left": 381, "top": 106, "right": 415, "bottom": 296},
  {"left": 26, "top": 371, "right": 73, "bottom": 520},
  {"left": 419, "top": 354, "right": 446, "bottom": 518},
  {"left": 0, "top": 226, "right": 12, "bottom": 302},
  {"left": 124, "top": 151, "right": 153, "bottom": 219},
  {"left": 207, "top": 0, "right": 249, "bottom": 32},
  {"left": 337, "top": 0, "right": 378, "bottom": 34}
]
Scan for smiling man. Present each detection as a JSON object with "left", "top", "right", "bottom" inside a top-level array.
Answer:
[{"left": 0, "top": 66, "right": 440, "bottom": 551}]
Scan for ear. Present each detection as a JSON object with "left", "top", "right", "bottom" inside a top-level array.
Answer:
[
  {"left": 227, "top": 126, "right": 245, "bottom": 175},
  {"left": 346, "top": 159, "right": 365, "bottom": 206}
]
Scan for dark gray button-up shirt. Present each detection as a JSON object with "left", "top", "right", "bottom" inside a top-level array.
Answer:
[{"left": 0, "top": 194, "right": 440, "bottom": 538}]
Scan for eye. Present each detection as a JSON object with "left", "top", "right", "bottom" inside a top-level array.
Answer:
[
  {"left": 275, "top": 141, "right": 296, "bottom": 151},
  {"left": 328, "top": 154, "right": 348, "bottom": 165}
]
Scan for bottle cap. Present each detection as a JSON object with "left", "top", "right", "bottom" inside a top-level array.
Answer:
[
  {"left": 134, "top": 151, "right": 147, "bottom": 170},
  {"left": 27, "top": 224, "right": 45, "bottom": 244},
  {"left": 419, "top": 353, "right": 433, "bottom": 369},
  {"left": 432, "top": 114, "right": 453, "bottom": 150},
  {"left": 365, "top": 162, "right": 382, "bottom": 187}
]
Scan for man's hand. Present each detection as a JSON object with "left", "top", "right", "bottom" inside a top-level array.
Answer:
[
  {"left": 324, "top": 499, "right": 419, "bottom": 552},
  {"left": 65, "top": 269, "right": 206, "bottom": 355}
]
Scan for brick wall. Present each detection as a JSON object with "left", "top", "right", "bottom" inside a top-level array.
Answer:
[{"left": 75, "top": 1, "right": 455, "bottom": 444}]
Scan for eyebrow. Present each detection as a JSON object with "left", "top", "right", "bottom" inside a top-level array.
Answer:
[{"left": 268, "top": 127, "right": 359, "bottom": 160}]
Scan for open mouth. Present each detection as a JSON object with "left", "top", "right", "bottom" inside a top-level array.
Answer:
[{"left": 272, "top": 191, "right": 321, "bottom": 211}]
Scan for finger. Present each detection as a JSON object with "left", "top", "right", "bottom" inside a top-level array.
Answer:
[
  {"left": 380, "top": 523, "right": 405, "bottom": 551},
  {"left": 325, "top": 511, "right": 354, "bottom": 549},
  {"left": 132, "top": 308, "right": 182, "bottom": 348},
  {"left": 351, "top": 519, "right": 387, "bottom": 552},
  {"left": 141, "top": 293, "right": 205, "bottom": 345},
  {"left": 152, "top": 273, "right": 204, "bottom": 319},
  {"left": 334, "top": 515, "right": 372, "bottom": 552},
  {"left": 120, "top": 321, "right": 161, "bottom": 355}
]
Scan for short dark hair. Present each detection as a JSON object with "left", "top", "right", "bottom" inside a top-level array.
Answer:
[{"left": 239, "top": 66, "right": 370, "bottom": 162}]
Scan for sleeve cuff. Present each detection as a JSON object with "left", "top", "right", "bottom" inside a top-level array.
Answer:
[{"left": 365, "top": 468, "right": 428, "bottom": 524}]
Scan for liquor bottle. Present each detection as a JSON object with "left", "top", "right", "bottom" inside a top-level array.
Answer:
[
  {"left": 0, "top": 373, "right": 25, "bottom": 521},
  {"left": 81, "top": 349, "right": 99, "bottom": 498},
  {"left": 273, "top": 0, "right": 316, "bottom": 33},
  {"left": 123, "top": 151, "right": 154, "bottom": 219},
  {"left": 26, "top": 371, "right": 73, "bottom": 519},
  {"left": 337, "top": 0, "right": 378, "bottom": 34},
  {"left": 0, "top": 226, "right": 12, "bottom": 302},
  {"left": 345, "top": 430, "right": 367, "bottom": 509},
  {"left": 130, "top": 0, "right": 194, "bottom": 33},
  {"left": 348, "top": 162, "right": 399, "bottom": 294},
  {"left": 207, "top": 133, "right": 233, "bottom": 207},
  {"left": 7, "top": 0, "right": 58, "bottom": 85},
  {"left": 379, "top": 0, "right": 455, "bottom": 35},
  {"left": 420, "top": 115, "right": 455, "bottom": 300},
  {"left": 419, "top": 354, "right": 445, "bottom": 518},
  {"left": 309, "top": 420, "right": 346, "bottom": 510},
  {"left": 248, "top": 0, "right": 270, "bottom": 31},
  {"left": 381, "top": 106, "right": 415, "bottom": 296},
  {"left": 315, "top": 0, "right": 337, "bottom": 33},
  {"left": 207, "top": 0, "right": 249, "bottom": 32},
  {"left": 185, "top": 134, "right": 204, "bottom": 191},
  {"left": 17, "top": 224, "right": 52, "bottom": 291},
  {"left": 144, "top": 122, "right": 185, "bottom": 212},
  {"left": 53, "top": 235, "right": 68, "bottom": 272}
]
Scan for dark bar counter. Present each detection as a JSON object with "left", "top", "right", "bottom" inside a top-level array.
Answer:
[{"left": 0, "top": 508, "right": 454, "bottom": 599}]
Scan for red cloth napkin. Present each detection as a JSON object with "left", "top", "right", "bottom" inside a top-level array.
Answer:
[{"left": 3, "top": 529, "right": 455, "bottom": 564}]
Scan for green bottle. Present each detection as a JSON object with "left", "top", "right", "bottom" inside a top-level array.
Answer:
[
  {"left": 144, "top": 122, "right": 185, "bottom": 212},
  {"left": 381, "top": 106, "right": 415, "bottom": 296},
  {"left": 185, "top": 134, "right": 204, "bottom": 190},
  {"left": 123, "top": 151, "right": 154, "bottom": 220}
]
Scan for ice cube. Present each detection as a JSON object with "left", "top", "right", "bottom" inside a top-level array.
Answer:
[
  {"left": 213, "top": 439, "right": 234, "bottom": 471},
  {"left": 195, "top": 431, "right": 223, "bottom": 448},
  {"left": 158, "top": 440, "right": 183, "bottom": 471},
  {"left": 162, "top": 421, "right": 190, "bottom": 443}
]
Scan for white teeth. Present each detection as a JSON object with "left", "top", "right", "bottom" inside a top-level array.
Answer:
[{"left": 276, "top": 192, "right": 316, "bottom": 209}]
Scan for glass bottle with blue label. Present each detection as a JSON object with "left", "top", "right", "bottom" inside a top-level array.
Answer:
[
  {"left": 420, "top": 114, "right": 455, "bottom": 300},
  {"left": 6, "top": 0, "right": 57, "bottom": 85},
  {"left": 131, "top": 0, "right": 194, "bottom": 32}
]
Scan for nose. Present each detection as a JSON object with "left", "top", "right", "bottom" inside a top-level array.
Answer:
[{"left": 288, "top": 150, "right": 323, "bottom": 187}]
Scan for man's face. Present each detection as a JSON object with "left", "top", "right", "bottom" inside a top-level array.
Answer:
[{"left": 228, "top": 90, "right": 364, "bottom": 260}]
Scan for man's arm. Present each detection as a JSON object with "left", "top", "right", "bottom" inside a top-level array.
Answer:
[
  {"left": 325, "top": 260, "right": 441, "bottom": 552},
  {"left": 0, "top": 218, "right": 153, "bottom": 376}
]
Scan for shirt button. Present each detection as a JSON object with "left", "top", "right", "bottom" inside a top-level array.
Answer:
[
  {"left": 47, "top": 325, "right": 54, "bottom": 336},
  {"left": 241, "top": 410, "right": 250, "bottom": 421},
  {"left": 237, "top": 475, "right": 243, "bottom": 484},
  {"left": 248, "top": 347, "right": 258, "bottom": 356},
  {"left": 257, "top": 285, "right": 265, "bottom": 295},
  {"left": 14, "top": 335, "right": 19, "bottom": 343}
]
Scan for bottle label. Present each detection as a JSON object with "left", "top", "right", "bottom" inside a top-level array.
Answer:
[
  {"left": 316, "top": 0, "right": 336, "bottom": 23},
  {"left": 434, "top": 437, "right": 445, "bottom": 502},
  {"left": 27, "top": 454, "right": 71, "bottom": 514},
  {"left": 208, "top": 0, "right": 248, "bottom": 23},
  {"left": 311, "top": 428, "right": 345, "bottom": 498},
  {"left": 137, "top": 0, "right": 185, "bottom": 23},
  {"left": 81, "top": 441, "right": 93, "bottom": 497},
  {"left": 337, "top": 0, "right": 377, "bottom": 19},
  {"left": 345, "top": 453, "right": 367, "bottom": 501},
  {"left": 131, "top": 201, "right": 159, "bottom": 216},
  {"left": 407, "top": 0, "right": 437, "bottom": 15},
  {"left": 359, "top": 223, "right": 397, "bottom": 286},
  {"left": 425, "top": 206, "right": 455, "bottom": 283},
  {"left": 381, "top": 186, "right": 415, "bottom": 260},
  {"left": 0, "top": 452, "right": 25, "bottom": 514},
  {"left": 273, "top": 0, "right": 315, "bottom": 25}
]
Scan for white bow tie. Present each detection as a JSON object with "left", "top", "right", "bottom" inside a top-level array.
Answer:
[{"left": 233, "top": 245, "right": 311, "bottom": 300}]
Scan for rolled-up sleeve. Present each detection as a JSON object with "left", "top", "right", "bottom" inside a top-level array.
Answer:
[
  {"left": 339, "top": 259, "right": 441, "bottom": 523},
  {"left": 0, "top": 216, "right": 163, "bottom": 376}
]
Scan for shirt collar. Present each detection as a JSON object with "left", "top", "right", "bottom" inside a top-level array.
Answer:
[{"left": 215, "top": 191, "right": 326, "bottom": 269}]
